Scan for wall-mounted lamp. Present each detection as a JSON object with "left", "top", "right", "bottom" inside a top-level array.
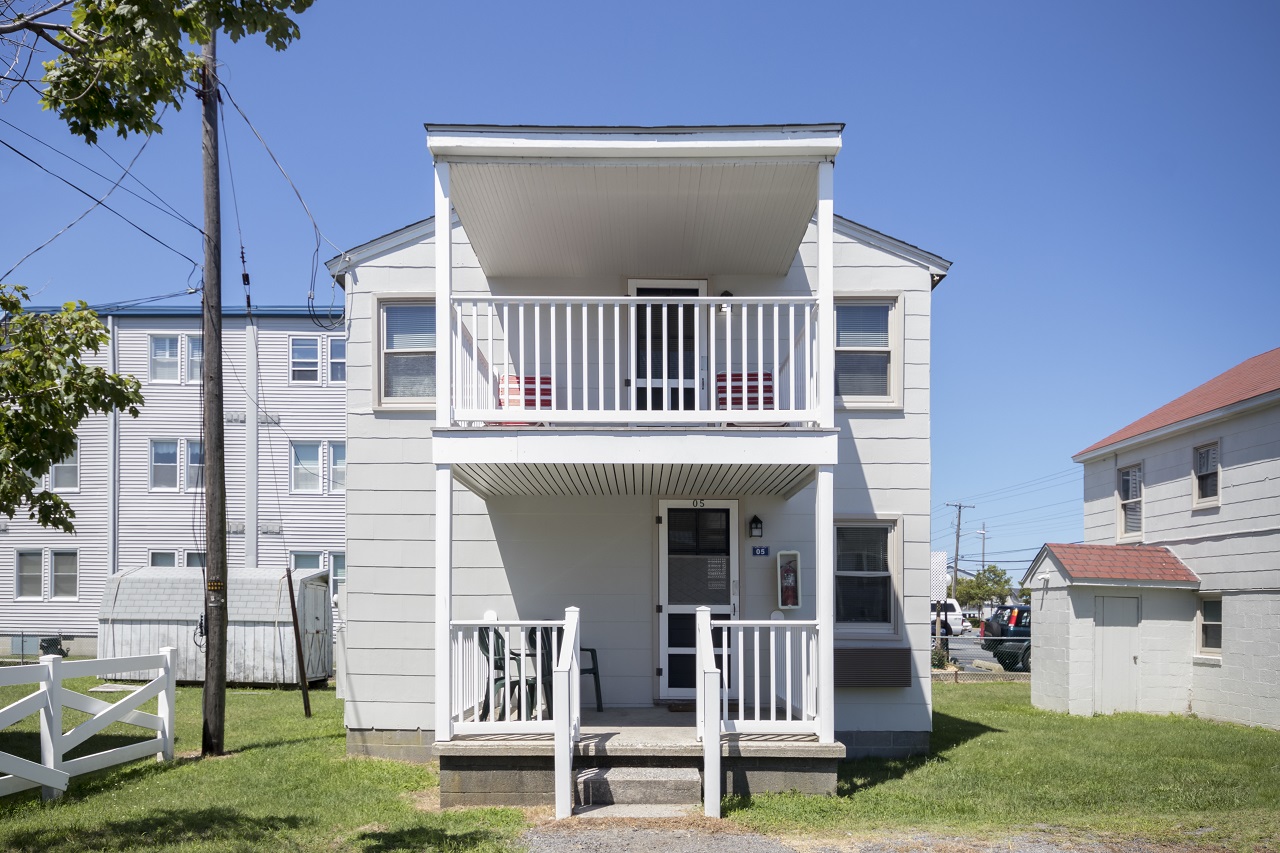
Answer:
[
  {"left": 749, "top": 515, "right": 764, "bottom": 538},
  {"left": 720, "top": 290, "right": 733, "bottom": 313}
]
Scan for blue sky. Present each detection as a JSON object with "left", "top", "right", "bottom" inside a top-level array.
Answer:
[{"left": 4, "top": 1, "right": 1278, "bottom": 579}]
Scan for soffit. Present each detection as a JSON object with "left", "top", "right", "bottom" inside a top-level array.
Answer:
[{"left": 454, "top": 462, "right": 814, "bottom": 499}]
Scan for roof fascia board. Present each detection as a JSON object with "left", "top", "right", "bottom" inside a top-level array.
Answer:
[
  {"left": 1022, "top": 545, "right": 1053, "bottom": 584},
  {"left": 427, "top": 125, "right": 843, "bottom": 160},
  {"left": 1064, "top": 578, "right": 1200, "bottom": 590},
  {"left": 1073, "top": 388, "right": 1280, "bottom": 463},
  {"left": 327, "top": 216, "right": 451, "bottom": 277},
  {"left": 834, "top": 216, "right": 952, "bottom": 275}
]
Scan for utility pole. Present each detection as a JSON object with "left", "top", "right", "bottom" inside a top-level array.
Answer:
[
  {"left": 976, "top": 524, "right": 989, "bottom": 574},
  {"left": 200, "top": 27, "right": 228, "bottom": 757},
  {"left": 946, "top": 502, "right": 974, "bottom": 602}
]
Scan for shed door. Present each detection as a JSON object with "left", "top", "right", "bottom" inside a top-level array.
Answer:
[{"left": 1094, "top": 595, "right": 1139, "bottom": 714}]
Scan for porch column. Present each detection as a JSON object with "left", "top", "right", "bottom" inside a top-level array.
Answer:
[
  {"left": 435, "top": 159, "right": 452, "bottom": 427},
  {"left": 434, "top": 463, "right": 454, "bottom": 741},
  {"left": 815, "top": 464, "right": 835, "bottom": 742},
  {"left": 816, "top": 160, "right": 835, "bottom": 430}
]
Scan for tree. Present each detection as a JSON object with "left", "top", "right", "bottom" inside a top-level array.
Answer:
[
  {"left": 1, "top": 283, "right": 142, "bottom": 531},
  {"left": 959, "top": 564, "right": 1013, "bottom": 609}
]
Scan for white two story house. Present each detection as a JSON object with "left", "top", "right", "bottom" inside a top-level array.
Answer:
[
  {"left": 329, "top": 124, "right": 951, "bottom": 813},
  {"left": 1027, "top": 346, "right": 1280, "bottom": 729}
]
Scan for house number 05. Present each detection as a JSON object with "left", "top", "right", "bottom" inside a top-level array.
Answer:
[{"left": 691, "top": 499, "right": 705, "bottom": 507}]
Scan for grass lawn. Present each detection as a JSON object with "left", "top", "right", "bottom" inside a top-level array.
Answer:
[{"left": 1, "top": 678, "right": 1278, "bottom": 850}]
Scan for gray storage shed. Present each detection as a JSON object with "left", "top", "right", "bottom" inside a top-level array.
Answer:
[{"left": 98, "top": 567, "right": 332, "bottom": 684}]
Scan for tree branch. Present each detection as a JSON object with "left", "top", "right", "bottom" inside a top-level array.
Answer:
[{"left": 0, "top": 0, "right": 78, "bottom": 35}]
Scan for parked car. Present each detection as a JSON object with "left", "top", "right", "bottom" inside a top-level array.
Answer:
[
  {"left": 930, "top": 598, "right": 969, "bottom": 635},
  {"left": 981, "top": 604, "right": 1030, "bottom": 671}
]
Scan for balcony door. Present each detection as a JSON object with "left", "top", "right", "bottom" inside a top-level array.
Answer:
[
  {"left": 658, "top": 499, "right": 738, "bottom": 700},
  {"left": 630, "top": 280, "right": 706, "bottom": 412}
]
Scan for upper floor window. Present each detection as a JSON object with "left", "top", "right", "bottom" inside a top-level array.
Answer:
[
  {"left": 834, "top": 522, "right": 896, "bottom": 629},
  {"left": 16, "top": 552, "right": 42, "bottom": 599},
  {"left": 1194, "top": 442, "right": 1219, "bottom": 505},
  {"left": 187, "top": 440, "right": 205, "bottom": 490},
  {"left": 329, "top": 337, "right": 347, "bottom": 383},
  {"left": 1118, "top": 464, "right": 1143, "bottom": 538},
  {"left": 187, "top": 335, "right": 203, "bottom": 384},
  {"left": 51, "top": 439, "right": 79, "bottom": 491},
  {"left": 1199, "top": 597, "right": 1222, "bottom": 655},
  {"left": 151, "top": 440, "right": 179, "bottom": 490},
  {"left": 51, "top": 551, "right": 78, "bottom": 599},
  {"left": 150, "top": 335, "right": 180, "bottom": 382},
  {"left": 291, "top": 337, "right": 320, "bottom": 383},
  {"left": 330, "top": 442, "right": 346, "bottom": 493},
  {"left": 291, "top": 441, "right": 321, "bottom": 493},
  {"left": 834, "top": 300, "right": 897, "bottom": 405},
  {"left": 381, "top": 301, "right": 436, "bottom": 404}
]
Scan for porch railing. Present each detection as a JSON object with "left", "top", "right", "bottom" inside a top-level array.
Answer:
[{"left": 451, "top": 295, "right": 819, "bottom": 426}]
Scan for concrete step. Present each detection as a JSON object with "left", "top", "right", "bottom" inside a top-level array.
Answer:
[{"left": 577, "top": 765, "right": 701, "bottom": 806}]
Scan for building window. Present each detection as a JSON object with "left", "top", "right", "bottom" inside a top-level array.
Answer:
[
  {"left": 151, "top": 440, "right": 179, "bottom": 490},
  {"left": 330, "top": 442, "right": 346, "bottom": 493},
  {"left": 291, "top": 442, "right": 321, "bottom": 493},
  {"left": 150, "top": 551, "right": 177, "bottom": 568},
  {"left": 1118, "top": 464, "right": 1143, "bottom": 538},
  {"left": 51, "top": 551, "right": 77, "bottom": 599},
  {"left": 1194, "top": 442, "right": 1219, "bottom": 504},
  {"left": 187, "top": 440, "right": 205, "bottom": 490},
  {"left": 331, "top": 552, "right": 346, "bottom": 597},
  {"left": 1199, "top": 597, "right": 1222, "bottom": 655},
  {"left": 834, "top": 301, "right": 895, "bottom": 402},
  {"left": 186, "top": 552, "right": 206, "bottom": 570},
  {"left": 292, "top": 552, "right": 322, "bottom": 573},
  {"left": 187, "top": 335, "right": 203, "bottom": 384},
  {"left": 329, "top": 337, "right": 346, "bottom": 383},
  {"left": 381, "top": 301, "right": 436, "bottom": 402},
  {"left": 16, "top": 552, "right": 42, "bottom": 599},
  {"left": 291, "top": 337, "right": 320, "bottom": 383},
  {"left": 150, "top": 335, "right": 180, "bottom": 382},
  {"left": 834, "top": 523, "right": 895, "bottom": 627},
  {"left": 51, "top": 439, "right": 79, "bottom": 491}
]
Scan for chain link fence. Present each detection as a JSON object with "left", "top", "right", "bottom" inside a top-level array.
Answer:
[{"left": 929, "top": 633, "right": 1030, "bottom": 683}]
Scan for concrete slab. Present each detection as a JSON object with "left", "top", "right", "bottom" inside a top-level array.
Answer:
[{"left": 573, "top": 803, "right": 702, "bottom": 819}]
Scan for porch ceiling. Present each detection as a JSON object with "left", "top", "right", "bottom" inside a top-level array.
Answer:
[{"left": 454, "top": 461, "right": 815, "bottom": 499}]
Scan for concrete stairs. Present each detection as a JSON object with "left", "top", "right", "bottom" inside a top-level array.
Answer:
[{"left": 577, "top": 764, "right": 702, "bottom": 807}]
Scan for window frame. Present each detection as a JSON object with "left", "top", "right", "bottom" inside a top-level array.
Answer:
[
  {"left": 15, "top": 551, "right": 42, "bottom": 600},
  {"left": 330, "top": 551, "right": 346, "bottom": 598},
  {"left": 834, "top": 296, "right": 903, "bottom": 410},
  {"left": 328, "top": 336, "right": 347, "bottom": 384},
  {"left": 1193, "top": 441, "right": 1220, "bottom": 508},
  {"left": 375, "top": 296, "right": 437, "bottom": 409},
  {"left": 149, "top": 551, "right": 178, "bottom": 568},
  {"left": 329, "top": 441, "right": 346, "bottom": 493},
  {"left": 1117, "top": 463, "right": 1143, "bottom": 541},
  {"left": 50, "top": 550, "right": 78, "bottom": 600},
  {"left": 833, "top": 516, "right": 902, "bottom": 639},
  {"left": 150, "top": 439, "right": 180, "bottom": 491},
  {"left": 186, "top": 439, "right": 205, "bottom": 492},
  {"left": 1198, "top": 595, "right": 1222, "bottom": 656},
  {"left": 185, "top": 552, "right": 207, "bottom": 570},
  {"left": 291, "top": 552, "right": 323, "bottom": 573},
  {"left": 290, "top": 441, "right": 322, "bottom": 494},
  {"left": 186, "top": 334, "right": 203, "bottom": 385},
  {"left": 290, "top": 335, "right": 321, "bottom": 384},
  {"left": 149, "top": 334, "right": 180, "bottom": 383},
  {"left": 51, "top": 438, "right": 79, "bottom": 492}
]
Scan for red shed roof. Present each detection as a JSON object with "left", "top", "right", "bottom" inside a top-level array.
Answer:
[
  {"left": 1041, "top": 543, "right": 1199, "bottom": 585},
  {"left": 1076, "top": 347, "right": 1280, "bottom": 458}
]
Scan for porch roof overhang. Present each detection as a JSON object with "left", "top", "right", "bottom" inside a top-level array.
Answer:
[
  {"left": 426, "top": 124, "right": 844, "bottom": 280},
  {"left": 431, "top": 427, "right": 838, "bottom": 499}
]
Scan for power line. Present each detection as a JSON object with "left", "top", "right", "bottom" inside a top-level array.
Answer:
[{"left": 932, "top": 467, "right": 1078, "bottom": 515}]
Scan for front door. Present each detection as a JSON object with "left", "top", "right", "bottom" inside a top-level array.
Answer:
[
  {"left": 631, "top": 281, "right": 706, "bottom": 412},
  {"left": 658, "top": 499, "right": 738, "bottom": 700}
]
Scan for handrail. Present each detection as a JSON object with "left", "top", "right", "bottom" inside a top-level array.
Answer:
[
  {"left": 696, "top": 606, "right": 721, "bottom": 818},
  {"left": 553, "top": 606, "right": 580, "bottom": 820},
  {"left": 711, "top": 617, "right": 819, "bottom": 734}
]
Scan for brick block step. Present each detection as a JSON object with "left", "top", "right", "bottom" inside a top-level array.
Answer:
[{"left": 577, "top": 765, "right": 701, "bottom": 806}]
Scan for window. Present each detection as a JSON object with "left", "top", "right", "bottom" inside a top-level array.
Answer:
[
  {"left": 291, "top": 337, "right": 320, "bottom": 382},
  {"left": 151, "top": 440, "right": 179, "bottom": 490},
  {"left": 187, "top": 440, "right": 205, "bottom": 490},
  {"left": 291, "top": 442, "right": 321, "bottom": 492},
  {"left": 381, "top": 301, "right": 436, "bottom": 402},
  {"left": 834, "top": 523, "right": 895, "bottom": 627},
  {"left": 1118, "top": 465, "right": 1143, "bottom": 537},
  {"left": 51, "top": 439, "right": 79, "bottom": 491},
  {"left": 292, "top": 552, "right": 322, "bottom": 572},
  {"left": 150, "top": 335, "right": 180, "bottom": 382},
  {"left": 150, "top": 551, "right": 177, "bottom": 568},
  {"left": 51, "top": 551, "right": 77, "bottom": 599},
  {"left": 1195, "top": 442, "right": 1219, "bottom": 504},
  {"left": 330, "top": 442, "right": 346, "bottom": 493},
  {"left": 187, "top": 335, "right": 203, "bottom": 384},
  {"left": 835, "top": 301, "right": 894, "bottom": 402},
  {"left": 186, "top": 552, "right": 206, "bottom": 570},
  {"left": 1199, "top": 597, "right": 1222, "bottom": 655},
  {"left": 331, "top": 552, "right": 346, "bottom": 597},
  {"left": 329, "top": 337, "right": 346, "bottom": 383},
  {"left": 16, "top": 552, "right": 41, "bottom": 599}
]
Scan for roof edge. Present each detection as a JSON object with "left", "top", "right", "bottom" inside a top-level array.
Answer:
[{"left": 834, "top": 215, "right": 951, "bottom": 276}]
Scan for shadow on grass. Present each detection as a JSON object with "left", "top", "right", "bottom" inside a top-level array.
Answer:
[
  {"left": 355, "top": 823, "right": 513, "bottom": 853},
  {"left": 0, "top": 807, "right": 305, "bottom": 852},
  {"left": 834, "top": 710, "right": 1000, "bottom": 796}
]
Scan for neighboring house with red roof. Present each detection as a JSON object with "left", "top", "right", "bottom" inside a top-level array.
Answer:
[{"left": 1024, "top": 347, "right": 1280, "bottom": 729}]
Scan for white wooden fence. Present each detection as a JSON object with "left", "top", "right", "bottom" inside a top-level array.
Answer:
[{"left": 0, "top": 648, "right": 176, "bottom": 801}]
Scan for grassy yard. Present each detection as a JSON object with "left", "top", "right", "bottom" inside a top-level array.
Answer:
[{"left": 0, "top": 678, "right": 1277, "bottom": 850}]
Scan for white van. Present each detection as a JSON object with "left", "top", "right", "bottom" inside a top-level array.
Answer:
[{"left": 930, "top": 598, "right": 970, "bottom": 635}]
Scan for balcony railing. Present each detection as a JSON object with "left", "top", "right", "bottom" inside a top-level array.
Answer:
[{"left": 451, "top": 295, "right": 819, "bottom": 426}]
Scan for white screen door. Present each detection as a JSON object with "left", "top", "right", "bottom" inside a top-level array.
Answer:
[
  {"left": 630, "top": 281, "right": 706, "bottom": 413},
  {"left": 658, "top": 499, "right": 738, "bottom": 700}
]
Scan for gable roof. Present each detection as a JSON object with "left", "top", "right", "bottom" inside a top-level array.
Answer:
[
  {"left": 1075, "top": 347, "right": 1280, "bottom": 459},
  {"left": 1027, "top": 543, "right": 1199, "bottom": 586}
]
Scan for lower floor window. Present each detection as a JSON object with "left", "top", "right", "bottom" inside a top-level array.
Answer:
[
  {"left": 16, "top": 552, "right": 42, "bottom": 598},
  {"left": 331, "top": 552, "right": 346, "bottom": 597},
  {"left": 835, "top": 523, "right": 895, "bottom": 626},
  {"left": 1199, "top": 597, "right": 1222, "bottom": 654},
  {"left": 51, "top": 551, "right": 78, "bottom": 599}
]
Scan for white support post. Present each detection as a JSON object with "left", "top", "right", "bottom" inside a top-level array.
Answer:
[
  {"left": 816, "top": 160, "right": 835, "bottom": 429},
  {"left": 701, "top": 665, "right": 721, "bottom": 818},
  {"left": 815, "top": 464, "right": 835, "bottom": 742},
  {"left": 157, "top": 647, "right": 176, "bottom": 761},
  {"left": 435, "top": 159, "right": 453, "bottom": 427},
  {"left": 39, "top": 653, "right": 63, "bottom": 801},
  {"left": 434, "top": 464, "right": 454, "bottom": 742}
]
